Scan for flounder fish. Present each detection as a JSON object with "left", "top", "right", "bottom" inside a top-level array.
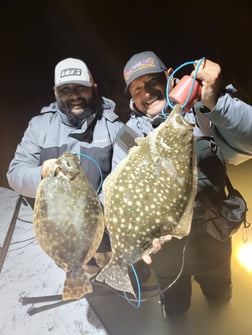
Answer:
[
  {"left": 96, "top": 104, "right": 197, "bottom": 296},
  {"left": 33, "top": 151, "right": 104, "bottom": 300}
]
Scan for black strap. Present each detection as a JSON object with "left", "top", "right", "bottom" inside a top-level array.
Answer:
[
  {"left": 193, "top": 107, "right": 235, "bottom": 193},
  {"left": 193, "top": 107, "right": 213, "bottom": 137},
  {"left": 225, "top": 174, "right": 235, "bottom": 193}
]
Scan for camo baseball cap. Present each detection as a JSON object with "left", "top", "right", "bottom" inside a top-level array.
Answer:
[{"left": 123, "top": 51, "right": 167, "bottom": 93}]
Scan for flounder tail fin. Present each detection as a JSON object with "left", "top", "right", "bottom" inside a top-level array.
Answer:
[
  {"left": 62, "top": 271, "right": 93, "bottom": 301},
  {"left": 95, "top": 264, "right": 136, "bottom": 297}
]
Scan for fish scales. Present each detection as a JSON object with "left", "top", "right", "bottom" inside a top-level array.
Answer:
[
  {"left": 33, "top": 151, "right": 104, "bottom": 300},
  {"left": 96, "top": 104, "right": 197, "bottom": 296}
]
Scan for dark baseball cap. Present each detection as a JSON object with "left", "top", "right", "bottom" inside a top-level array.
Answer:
[{"left": 123, "top": 51, "right": 167, "bottom": 93}]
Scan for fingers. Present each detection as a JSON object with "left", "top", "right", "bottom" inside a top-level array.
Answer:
[
  {"left": 193, "top": 58, "right": 206, "bottom": 69},
  {"left": 41, "top": 159, "right": 57, "bottom": 178},
  {"left": 152, "top": 238, "right": 162, "bottom": 251},
  {"left": 191, "top": 59, "right": 221, "bottom": 83},
  {"left": 190, "top": 59, "right": 221, "bottom": 110},
  {"left": 142, "top": 234, "right": 173, "bottom": 264},
  {"left": 142, "top": 254, "right": 152, "bottom": 264},
  {"left": 161, "top": 235, "right": 173, "bottom": 242}
]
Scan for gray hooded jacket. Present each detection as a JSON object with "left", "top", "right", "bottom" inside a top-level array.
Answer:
[
  {"left": 7, "top": 97, "right": 123, "bottom": 199},
  {"left": 112, "top": 91, "right": 252, "bottom": 168}
]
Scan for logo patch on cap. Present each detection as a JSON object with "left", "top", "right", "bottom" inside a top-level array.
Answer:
[
  {"left": 60, "top": 68, "right": 82, "bottom": 78},
  {"left": 54, "top": 58, "right": 93, "bottom": 88},
  {"left": 124, "top": 57, "right": 156, "bottom": 81}
]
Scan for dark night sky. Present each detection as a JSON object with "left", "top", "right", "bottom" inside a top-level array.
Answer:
[{"left": 1, "top": 0, "right": 252, "bottom": 188}]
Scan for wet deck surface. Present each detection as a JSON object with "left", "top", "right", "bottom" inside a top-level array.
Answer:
[
  {"left": 0, "top": 187, "right": 107, "bottom": 335},
  {"left": 1, "top": 186, "right": 252, "bottom": 335}
]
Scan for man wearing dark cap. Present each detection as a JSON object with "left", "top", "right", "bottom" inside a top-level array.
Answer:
[
  {"left": 7, "top": 57, "right": 123, "bottom": 270},
  {"left": 123, "top": 51, "right": 169, "bottom": 118},
  {"left": 113, "top": 51, "right": 252, "bottom": 317}
]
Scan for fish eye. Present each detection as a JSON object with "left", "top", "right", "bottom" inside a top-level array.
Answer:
[{"left": 154, "top": 157, "right": 161, "bottom": 165}]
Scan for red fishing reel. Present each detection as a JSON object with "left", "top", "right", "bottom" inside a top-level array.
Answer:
[
  {"left": 165, "top": 57, "right": 205, "bottom": 112},
  {"left": 168, "top": 75, "right": 202, "bottom": 111}
]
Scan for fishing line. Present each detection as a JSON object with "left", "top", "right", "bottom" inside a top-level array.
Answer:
[
  {"left": 159, "top": 237, "right": 188, "bottom": 295},
  {"left": 123, "top": 263, "right": 141, "bottom": 308},
  {"left": 92, "top": 238, "right": 188, "bottom": 305},
  {"left": 17, "top": 217, "right": 33, "bottom": 224},
  {"left": 161, "top": 57, "right": 206, "bottom": 117},
  {"left": 8, "top": 240, "right": 36, "bottom": 252},
  {"left": 73, "top": 152, "right": 103, "bottom": 193},
  {"left": 10, "top": 237, "right": 35, "bottom": 245}
]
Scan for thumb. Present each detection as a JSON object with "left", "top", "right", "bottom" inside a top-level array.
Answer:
[{"left": 142, "top": 254, "right": 152, "bottom": 264}]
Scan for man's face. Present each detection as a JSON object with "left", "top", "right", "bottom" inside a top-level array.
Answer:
[
  {"left": 129, "top": 73, "right": 168, "bottom": 117},
  {"left": 55, "top": 84, "right": 95, "bottom": 115}
]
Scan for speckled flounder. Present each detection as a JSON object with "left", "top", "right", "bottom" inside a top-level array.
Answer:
[
  {"left": 33, "top": 151, "right": 104, "bottom": 300},
  {"left": 96, "top": 104, "right": 197, "bottom": 296}
]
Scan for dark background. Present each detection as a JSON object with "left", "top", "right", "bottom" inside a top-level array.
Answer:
[{"left": 1, "top": 0, "right": 252, "bottom": 189}]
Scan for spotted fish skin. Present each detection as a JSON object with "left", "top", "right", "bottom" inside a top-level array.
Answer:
[
  {"left": 33, "top": 151, "right": 104, "bottom": 300},
  {"left": 96, "top": 104, "right": 197, "bottom": 296}
]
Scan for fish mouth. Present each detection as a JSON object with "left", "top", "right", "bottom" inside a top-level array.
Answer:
[
  {"left": 54, "top": 167, "right": 68, "bottom": 178},
  {"left": 164, "top": 105, "right": 194, "bottom": 130}
]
